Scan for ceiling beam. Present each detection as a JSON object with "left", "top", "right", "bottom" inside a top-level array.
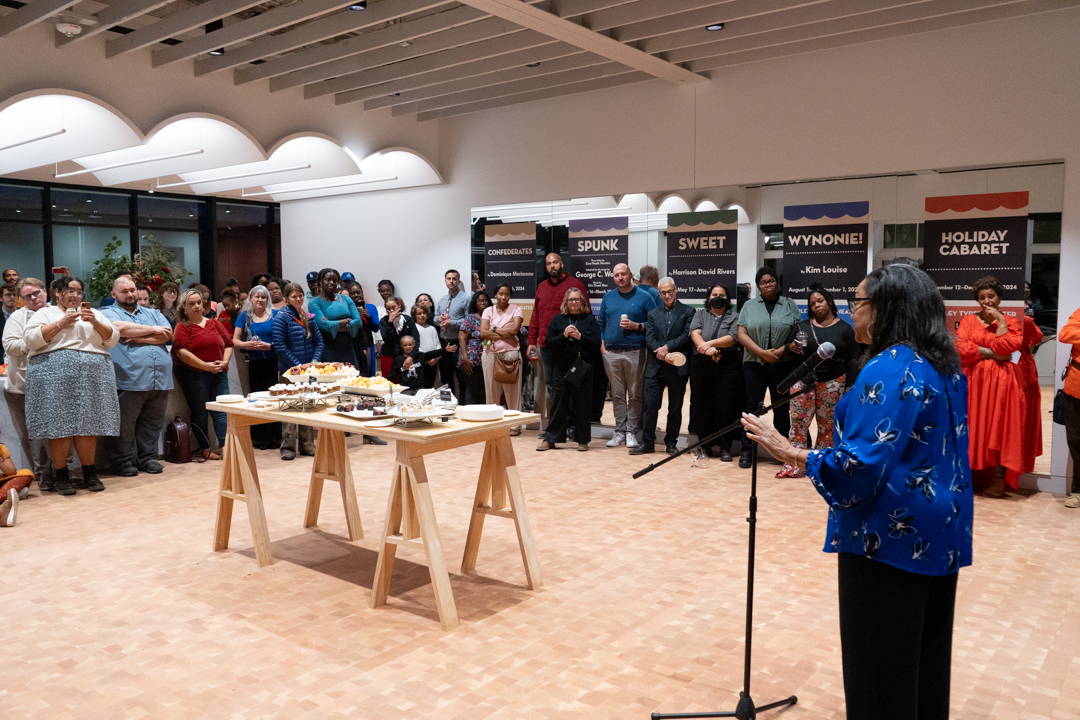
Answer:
[
  {"left": 549, "top": 0, "right": 636, "bottom": 18},
  {"left": 0, "top": 0, "right": 82, "bottom": 38},
  {"left": 675, "top": 0, "right": 1021, "bottom": 67},
  {"left": 694, "top": 0, "right": 1078, "bottom": 71},
  {"left": 364, "top": 52, "right": 604, "bottom": 110},
  {"left": 332, "top": 42, "right": 581, "bottom": 104},
  {"left": 269, "top": 16, "right": 525, "bottom": 91},
  {"left": 152, "top": 0, "right": 358, "bottom": 67},
  {"left": 196, "top": 0, "right": 455, "bottom": 76},
  {"left": 415, "top": 70, "right": 652, "bottom": 120},
  {"left": 453, "top": 0, "right": 708, "bottom": 84},
  {"left": 585, "top": 0, "right": 737, "bottom": 32},
  {"left": 56, "top": 0, "right": 172, "bottom": 47},
  {"left": 105, "top": 0, "right": 269, "bottom": 58},
  {"left": 308, "top": 29, "right": 556, "bottom": 98},
  {"left": 399, "top": 61, "right": 626, "bottom": 114},
  {"left": 641, "top": 0, "right": 914, "bottom": 56}
]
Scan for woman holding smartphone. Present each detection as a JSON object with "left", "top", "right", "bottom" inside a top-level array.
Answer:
[{"left": 24, "top": 276, "right": 120, "bottom": 496}]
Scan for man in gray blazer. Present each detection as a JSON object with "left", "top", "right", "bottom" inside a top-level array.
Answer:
[{"left": 632, "top": 278, "right": 695, "bottom": 455}]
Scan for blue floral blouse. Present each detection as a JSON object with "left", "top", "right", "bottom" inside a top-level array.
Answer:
[{"left": 805, "top": 344, "right": 973, "bottom": 576}]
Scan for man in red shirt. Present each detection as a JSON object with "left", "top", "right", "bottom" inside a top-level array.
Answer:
[{"left": 527, "top": 254, "right": 587, "bottom": 437}]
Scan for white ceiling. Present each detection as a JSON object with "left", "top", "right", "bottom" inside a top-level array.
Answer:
[{"left": 1, "top": 0, "right": 1076, "bottom": 121}]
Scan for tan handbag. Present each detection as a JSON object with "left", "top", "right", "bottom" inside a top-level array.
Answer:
[{"left": 494, "top": 353, "right": 521, "bottom": 384}]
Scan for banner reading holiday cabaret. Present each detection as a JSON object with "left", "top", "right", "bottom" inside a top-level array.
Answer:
[
  {"left": 484, "top": 222, "right": 537, "bottom": 298},
  {"left": 569, "top": 216, "right": 629, "bottom": 298},
  {"left": 922, "top": 191, "right": 1028, "bottom": 327},
  {"left": 666, "top": 210, "right": 738, "bottom": 301},
  {"left": 783, "top": 201, "right": 869, "bottom": 300}
]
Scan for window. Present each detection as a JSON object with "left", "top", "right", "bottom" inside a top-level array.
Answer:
[
  {"left": 0, "top": 223, "right": 46, "bottom": 283},
  {"left": 761, "top": 224, "right": 784, "bottom": 251},
  {"left": 0, "top": 183, "right": 43, "bottom": 222},
  {"left": 138, "top": 196, "right": 201, "bottom": 231},
  {"left": 1032, "top": 213, "right": 1062, "bottom": 245},
  {"left": 883, "top": 223, "right": 924, "bottom": 249},
  {"left": 52, "top": 225, "right": 129, "bottom": 298},
  {"left": 1030, "top": 253, "right": 1059, "bottom": 330},
  {"left": 51, "top": 189, "right": 130, "bottom": 226}
]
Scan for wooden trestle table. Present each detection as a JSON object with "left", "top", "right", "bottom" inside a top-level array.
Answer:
[{"left": 205, "top": 400, "right": 543, "bottom": 630}]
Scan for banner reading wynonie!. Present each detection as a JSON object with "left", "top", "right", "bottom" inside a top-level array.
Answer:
[
  {"left": 923, "top": 192, "right": 1028, "bottom": 326},
  {"left": 569, "top": 217, "right": 628, "bottom": 298},
  {"left": 783, "top": 201, "right": 869, "bottom": 300},
  {"left": 484, "top": 222, "right": 536, "bottom": 298},
  {"left": 666, "top": 210, "right": 738, "bottom": 300}
]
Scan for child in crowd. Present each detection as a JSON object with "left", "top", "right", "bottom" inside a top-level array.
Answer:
[
  {"left": 0, "top": 441, "right": 35, "bottom": 527},
  {"left": 412, "top": 303, "right": 454, "bottom": 388},
  {"left": 390, "top": 335, "right": 424, "bottom": 392}
]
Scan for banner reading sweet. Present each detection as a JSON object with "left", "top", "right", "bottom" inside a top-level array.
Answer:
[
  {"left": 923, "top": 191, "right": 1028, "bottom": 327},
  {"left": 783, "top": 201, "right": 869, "bottom": 300},
  {"left": 569, "top": 217, "right": 628, "bottom": 298},
  {"left": 484, "top": 222, "right": 537, "bottom": 298},
  {"left": 666, "top": 210, "right": 738, "bottom": 300}
]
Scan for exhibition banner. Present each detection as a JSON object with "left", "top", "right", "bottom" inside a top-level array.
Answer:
[
  {"left": 666, "top": 210, "right": 738, "bottom": 300},
  {"left": 569, "top": 216, "right": 629, "bottom": 298},
  {"left": 923, "top": 191, "right": 1028, "bottom": 327},
  {"left": 485, "top": 222, "right": 537, "bottom": 298},
  {"left": 783, "top": 201, "right": 869, "bottom": 300}
]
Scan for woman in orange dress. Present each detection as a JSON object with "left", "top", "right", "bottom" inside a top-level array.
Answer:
[
  {"left": 955, "top": 276, "right": 1025, "bottom": 497},
  {"left": 1017, "top": 313, "right": 1044, "bottom": 474}
]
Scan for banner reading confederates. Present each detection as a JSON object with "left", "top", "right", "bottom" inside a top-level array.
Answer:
[
  {"left": 484, "top": 222, "right": 537, "bottom": 298},
  {"left": 665, "top": 210, "right": 738, "bottom": 300},
  {"left": 783, "top": 201, "right": 869, "bottom": 300},
  {"left": 569, "top": 217, "right": 629, "bottom": 298},
  {"left": 923, "top": 191, "right": 1027, "bottom": 301}
]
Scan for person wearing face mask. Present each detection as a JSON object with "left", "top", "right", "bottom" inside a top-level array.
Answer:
[
  {"left": 689, "top": 285, "right": 743, "bottom": 461},
  {"left": 954, "top": 275, "right": 1025, "bottom": 498},
  {"left": 345, "top": 282, "right": 380, "bottom": 377}
]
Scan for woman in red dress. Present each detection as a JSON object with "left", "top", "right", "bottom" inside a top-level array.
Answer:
[
  {"left": 955, "top": 276, "right": 1025, "bottom": 497},
  {"left": 1017, "top": 314, "right": 1044, "bottom": 473}
]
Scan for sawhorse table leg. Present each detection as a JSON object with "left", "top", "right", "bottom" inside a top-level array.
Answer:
[
  {"left": 214, "top": 416, "right": 274, "bottom": 567},
  {"left": 304, "top": 428, "right": 363, "bottom": 540}
]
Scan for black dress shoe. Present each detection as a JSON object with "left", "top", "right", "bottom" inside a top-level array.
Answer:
[
  {"left": 739, "top": 452, "right": 753, "bottom": 469},
  {"left": 141, "top": 461, "right": 164, "bottom": 474},
  {"left": 666, "top": 445, "right": 678, "bottom": 455},
  {"left": 115, "top": 465, "right": 139, "bottom": 477},
  {"left": 720, "top": 451, "right": 733, "bottom": 463},
  {"left": 363, "top": 436, "right": 387, "bottom": 446},
  {"left": 629, "top": 444, "right": 655, "bottom": 455}
]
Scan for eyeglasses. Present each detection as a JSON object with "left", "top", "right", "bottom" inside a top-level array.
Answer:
[
  {"left": 850, "top": 296, "right": 871, "bottom": 310},
  {"left": 758, "top": 278, "right": 777, "bottom": 287},
  {"left": 21, "top": 289, "right": 44, "bottom": 301},
  {"left": 61, "top": 288, "right": 83, "bottom": 295}
]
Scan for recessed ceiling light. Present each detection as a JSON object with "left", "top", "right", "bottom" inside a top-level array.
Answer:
[
  {"left": 208, "top": 48, "right": 224, "bottom": 56},
  {"left": 348, "top": 1, "right": 366, "bottom": 9},
  {"left": 388, "top": 92, "right": 400, "bottom": 97},
  {"left": 526, "top": 62, "right": 540, "bottom": 67},
  {"left": 86, "top": 199, "right": 92, "bottom": 202},
  {"left": 706, "top": 23, "right": 725, "bottom": 31},
  {"left": 399, "top": 41, "right": 411, "bottom": 47}
]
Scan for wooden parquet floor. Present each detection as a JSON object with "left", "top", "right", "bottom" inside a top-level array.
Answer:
[{"left": 2, "top": 430, "right": 1077, "bottom": 719}]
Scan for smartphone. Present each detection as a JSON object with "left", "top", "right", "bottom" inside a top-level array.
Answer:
[
  {"left": 51, "top": 266, "right": 70, "bottom": 276},
  {"left": 81, "top": 301, "right": 91, "bottom": 310}
]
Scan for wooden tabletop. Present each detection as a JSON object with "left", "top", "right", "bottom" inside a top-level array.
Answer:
[{"left": 205, "top": 401, "right": 539, "bottom": 444}]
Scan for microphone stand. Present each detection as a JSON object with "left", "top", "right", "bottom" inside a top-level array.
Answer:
[{"left": 638, "top": 378, "right": 817, "bottom": 720}]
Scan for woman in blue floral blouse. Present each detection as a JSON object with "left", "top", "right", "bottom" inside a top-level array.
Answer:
[{"left": 744, "top": 264, "right": 972, "bottom": 720}]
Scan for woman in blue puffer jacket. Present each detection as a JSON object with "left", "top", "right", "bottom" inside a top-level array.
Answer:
[{"left": 272, "top": 282, "right": 324, "bottom": 460}]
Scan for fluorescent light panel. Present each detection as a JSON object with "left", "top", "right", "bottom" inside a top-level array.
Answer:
[
  {"left": 0, "top": 128, "right": 66, "bottom": 152},
  {"left": 156, "top": 163, "right": 311, "bottom": 189},
  {"left": 241, "top": 175, "right": 397, "bottom": 197},
  {"left": 55, "top": 149, "right": 205, "bottom": 179}
]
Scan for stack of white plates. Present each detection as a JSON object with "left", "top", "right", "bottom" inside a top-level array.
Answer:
[{"left": 456, "top": 404, "right": 506, "bottom": 422}]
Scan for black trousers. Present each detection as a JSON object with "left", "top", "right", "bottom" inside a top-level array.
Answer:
[
  {"left": 439, "top": 337, "right": 464, "bottom": 396},
  {"left": 1062, "top": 392, "right": 1080, "bottom": 493},
  {"left": 587, "top": 352, "right": 607, "bottom": 423},
  {"left": 461, "top": 359, "right": 487, "bottom": 405},
  {"left": 838, "top": 553, "right": 957, "bottom": 720},
  {"left": 689, "top": 354, "right": 744, "bottom": 453},
  {"left": 741, "top": 360, "right": 797, "bottom": 452},
  {"left": 247, "top": 357, "right": 281, "bottom": 447},
  {"left": 641, "top": 364, "right": 688, "bottom": 448},
  {"left": 544, "top": 362, "right": 592, "bottom": 444}
]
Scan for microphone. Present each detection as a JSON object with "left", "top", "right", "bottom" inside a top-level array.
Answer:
[{"left": 776, "top": 342, "right": 835, "bottom": 394}]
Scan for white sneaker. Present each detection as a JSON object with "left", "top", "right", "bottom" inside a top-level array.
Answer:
[
  {"left": 1065, "top": 493, "right": 1080, "bottom": 509},
  {"left": 0, "top": 488, "right": 17, "bottom": 527},
  {"left": 606, "top": 432, "right": 625, "bottom": 447},
  {"left": 625, "top": 434, "right": 639, "bottom": 449}
]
